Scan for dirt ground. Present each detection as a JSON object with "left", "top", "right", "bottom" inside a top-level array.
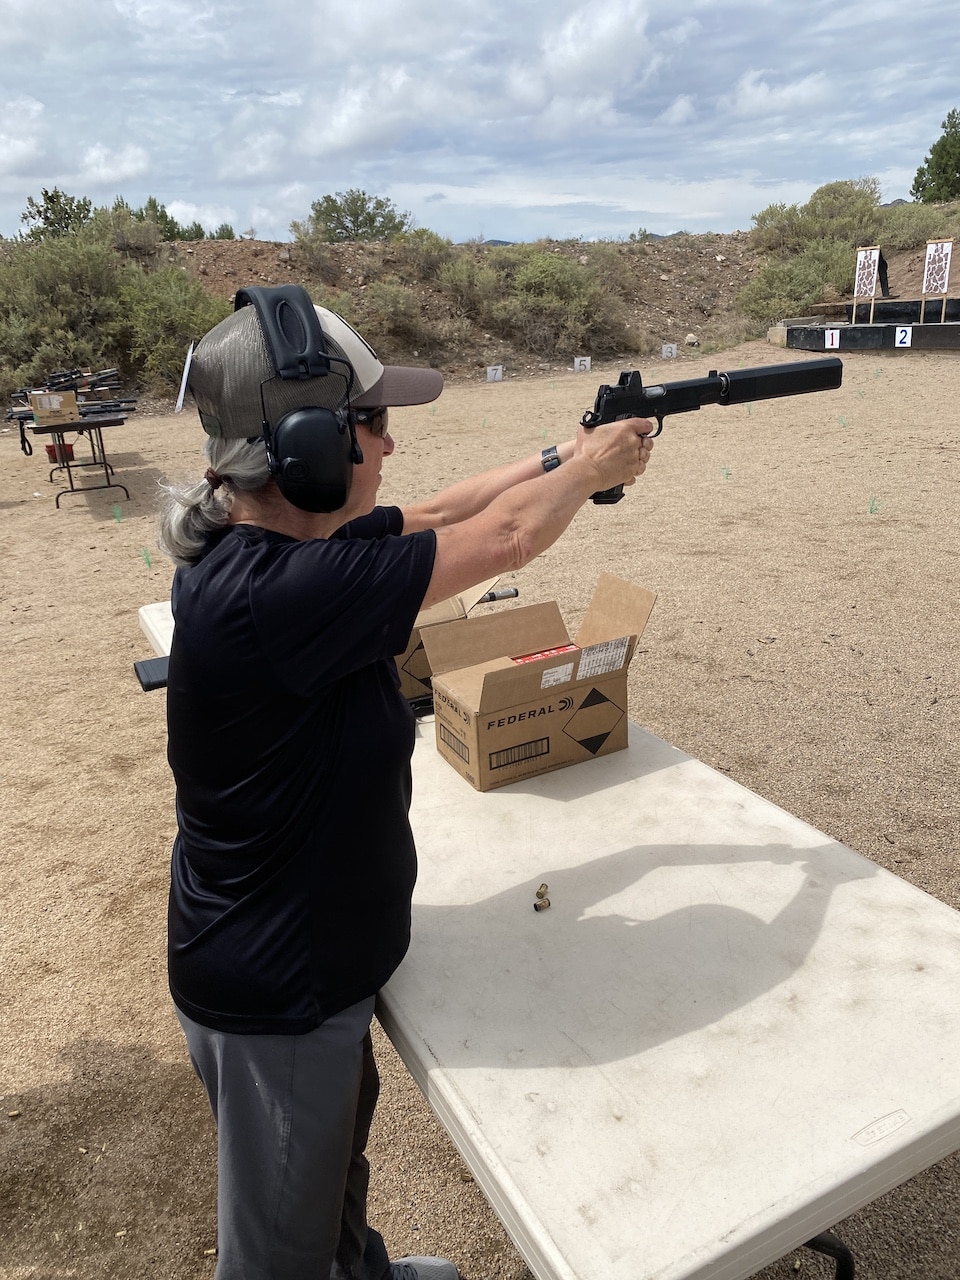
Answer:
[{"left": 2, "top": 338, "right": 959, "bottom": 1280}]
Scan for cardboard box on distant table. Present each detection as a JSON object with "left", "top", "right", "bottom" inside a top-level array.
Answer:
[
  {"left": 30, "top": 391, "right": 79, "bottom": 426},
  {"left": 421, "top": 571, "right": 656, "bottom": 791}
]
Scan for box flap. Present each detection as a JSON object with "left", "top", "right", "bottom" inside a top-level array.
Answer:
[
  {"left": 414, "top": 595, "right": 468, "bottom": 629},
  {"left": 576, "top": 572, "right": 657, "bottom": 646},
  {"left": 421, "top": 601, "right": 569, "bottom": 678},
  {"left": 433, "top": 657, "right": 515, "bottom": 709},
  {"left": 414, "top": 576, "right": 500, "bottom": 630}
]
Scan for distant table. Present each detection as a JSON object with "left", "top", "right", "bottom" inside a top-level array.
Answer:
[
  {"left": 138, "top": 601, "right": 960, "bottom": 1280},
  {"left": 378, "top": 720, "right": 960, "bottom": 1280},
  {"left": 29, "top": 414, "right": 129, "bottom": 506}
]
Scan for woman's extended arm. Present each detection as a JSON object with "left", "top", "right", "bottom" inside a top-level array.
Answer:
[
  {"left": 400, "top": 441, "right": 576, "bottom": 533},
  {"left": 417, "top": 416, "right": 654, "bottom": 610}
]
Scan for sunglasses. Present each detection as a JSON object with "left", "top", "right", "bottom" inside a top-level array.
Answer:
[{"left": 352, "top": 406, "right": 389, "bottom": 438}]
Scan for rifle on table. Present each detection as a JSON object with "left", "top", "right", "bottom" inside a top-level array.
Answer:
[{"left": 581, "top": 356, "right": 843, "bottom": 504}]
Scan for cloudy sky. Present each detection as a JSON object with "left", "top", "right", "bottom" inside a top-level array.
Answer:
[{"left": 1, "top": 0, "right": 956, "bottom": 244}]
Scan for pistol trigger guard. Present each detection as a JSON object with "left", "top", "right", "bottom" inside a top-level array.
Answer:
[{"left": 650, "top": 417, "right": 664, "bottom": 438}]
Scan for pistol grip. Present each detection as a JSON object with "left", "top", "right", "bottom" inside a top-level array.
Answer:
[{"left": 591, "top": 484, "right": 624, "bottom": 505}]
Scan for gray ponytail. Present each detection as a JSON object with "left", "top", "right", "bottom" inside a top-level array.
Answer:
[{"left": 158, "top": 436, "right": 272, "bottom": 567}]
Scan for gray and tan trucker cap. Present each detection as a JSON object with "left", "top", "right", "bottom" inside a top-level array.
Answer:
[{"left": 188, "top": 302, "right": 443, "bottom": 438}]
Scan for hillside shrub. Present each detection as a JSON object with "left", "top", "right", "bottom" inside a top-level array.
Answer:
[
  {"left": 88, "top": 204, "right": 163, "bottom": 265},
  {"left": 749, "top": 179, "right": 883, "bottom": 258},
  {"left": 389, "top": 229, "right": 454, "bottom": 281},
  {"left": 310, "top": 287, "right": 358, "bottom": 326},
  {"left": 739, "top": 177, "right": 915, "bottom": 324},
  {"left": 580, "top": 241, "right": 637, "bottom": 294},
  {"left": 118, "top": 268, "right": 231, "bottom": 385},
  {"left": 0, "top": 234, "right": 232, "bottom": 397},
  {"left": 292, "top": 236, "right": 341, "bottom": 286},
  {"left": 359, "top": 282, "right": 436, "bottom": 352},
  {"left": 736, "top": 238, "right": 855, "bottom": 325},
  {"left": 513, "top": 251, "right": 583, "bottom": 301},
  {"left": 436, "top": 242, "right": 634, "bottom": 358},
  {"left": 0, "top": 237, "right": 129, "bottom": 395},
  {"left": 437, "top": 256, "right": 501, "bottom": 321},
  {"left": 491, "top": 277, "right": 632, "bottom": 358},
  {"left": 879, "top": 199, "right": 960, "bottom": 249}
]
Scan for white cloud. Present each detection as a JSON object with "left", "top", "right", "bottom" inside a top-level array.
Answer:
[
  {"left": 215, "top": 129, "right": 291, "bottom": 180},
  {"left": 166, "top": 199, "right": 237, "bottom": 232},
  {"left": 721, "top": 70, "right": 829, "bottom": 118},
  {"left": 77, "top": 143, "right": 149, "bottom": 185},
  {"left": 540, "top": 0, "right": 657, "bottom": 90},
  {"left": 0, "top": 97, "right": 45, "bottom": 175},
  {"left": 250, "top": 183, "right": 316, "bottom": 240},
  {"left": 111, "top": 0, "right": 231, "bottom": 55},
  {"left": 659, "top": 96, "right": 696, "bottom": 126},
  {"left": 0, "top": 0, "right": 953, "bottom": 241}
]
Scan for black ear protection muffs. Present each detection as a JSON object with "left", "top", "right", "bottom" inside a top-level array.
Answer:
[{"left": 234, "top": 285, "right": 363, "bottom": 513}]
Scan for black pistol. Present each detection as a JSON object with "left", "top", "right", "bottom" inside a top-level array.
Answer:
[{"left": 581, "top": 356, "right": 843, "bottom": 504}]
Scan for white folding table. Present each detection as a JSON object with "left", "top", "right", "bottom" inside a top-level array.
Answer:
[
  {"left": 378, "top": 719, "right": 960, "bottom": 1280},
  {"left": 138, "top": 603, "right": 960, "bottom": 1279}
]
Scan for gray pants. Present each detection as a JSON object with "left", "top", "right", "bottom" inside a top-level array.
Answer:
[{"left": 178, "top": 997, "right": 390, "bottom": 1280}]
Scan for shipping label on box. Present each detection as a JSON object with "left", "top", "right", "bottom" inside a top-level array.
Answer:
[
  {"left": 421, "top": 573, "right": 656, "bottom": 791},
  {"left": 30, "top": 391, "right": 79, "bottom": 426}
]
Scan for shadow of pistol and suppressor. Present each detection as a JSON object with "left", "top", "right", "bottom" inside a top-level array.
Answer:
[{"left": 583, "top": 356, "right": 843, "bottom": 504}]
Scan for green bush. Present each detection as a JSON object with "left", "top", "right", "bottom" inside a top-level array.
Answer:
[
  {"left": 359, "top": 282, "right": 435, "bottom": 351},
  {"left": 878, "top": 199, "right": 960, "bottom": 249},
  {"left": 749, "top": 202, "right": 807, "bottom": 256},
  {"left": 436, "top": 242, "right": 634, "bottom": 358},
  {"left": 88, "top": 204, "right": 163, "bottom": 265},
  {"left": 308, "top": 287, "right": 358, "bottom": 325},
  {"left": 749, "top": 179, "right": 883, "bottom": 258},
  {"left": 290, "top": 232, "right": 341, "bottom": 286},
  {"left": 801, "top": 178, "right": 883, "bottom": 247},
  {"left": 579, "top": 241, "right": 636, "bottom": 294},
  {"left": 390, "top": 228, "right": 454, "bottom": 281},
  {"left": 736, "top": 239, "right": 855, "bottom": 325},
  {"left": 0, "top": 237, "right": 129, "bottom": 395},
  {"left": 0, "top": 233, "right": 232, "bottom": 397},
  {"left": 485, "top": 242, "right": 535, "bottom": 278},
  {"left": 437, "top": 255, "right": 501, "bottom": 321},
  {"left": 119, "top": 268, "right": 231, "bottom": 385},
  {"left": 491, "top": 277, "right": 632, "bottom": 358},
  {"left": 734, "top": 175, "right": 960, "bottom": 325},
  {"left": 513, "top": 251, "right": 583, "bottom": 302}
]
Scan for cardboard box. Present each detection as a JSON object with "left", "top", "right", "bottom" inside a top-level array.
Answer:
[
  {"left": 30, "top": 391, "right": 79, "bottom": 426},
  {"left": 394, "top": 578, "right": 499, "bottom": 702},
  {"left": 421, "top": 572, "right": 656, "bottom": 791}
]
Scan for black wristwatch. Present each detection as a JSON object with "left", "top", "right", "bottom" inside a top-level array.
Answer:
[{"left": 541, "top": 445, "right": 561, "bottom": 472}]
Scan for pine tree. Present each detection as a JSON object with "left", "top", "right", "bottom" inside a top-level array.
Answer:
[{"left": 912, "top": 109, "right": 960, "bottom": 203}]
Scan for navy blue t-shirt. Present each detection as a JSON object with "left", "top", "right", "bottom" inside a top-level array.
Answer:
[{"left": 166, "top": 506, "right": 437, "bottom": 1034}]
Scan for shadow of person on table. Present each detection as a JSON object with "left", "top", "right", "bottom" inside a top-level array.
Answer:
[{"left": 389, "top": 838, "right": 877, "bottom": 1069}]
